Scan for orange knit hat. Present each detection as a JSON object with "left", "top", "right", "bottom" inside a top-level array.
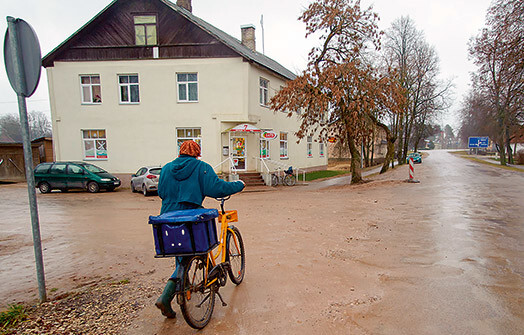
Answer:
[{"left": 179, "top": 140, "right": 201, "bottom": 157}]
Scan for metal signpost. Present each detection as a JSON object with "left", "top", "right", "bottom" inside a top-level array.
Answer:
[
  {"left": 4, "top": 16, "right": 46, "bottom": 302},
  {"left": 468, "top": 136, "right": 489, "bottom": 155}
]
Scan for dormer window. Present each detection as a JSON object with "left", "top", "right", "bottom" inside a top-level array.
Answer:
[{"left": 134, "top": 15, "right": 157, "bottom": 45}]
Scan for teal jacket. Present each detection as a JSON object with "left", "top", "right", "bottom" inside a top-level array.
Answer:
[{"left": 158, "top": 155, "right": 245, "bottom": 214}]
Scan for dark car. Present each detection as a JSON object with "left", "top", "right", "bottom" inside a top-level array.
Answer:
[
  {"left": 406, "top": 152, "right": 422, "bottom": 164},
  {"left": 34, "top": 162, "right": 121, "bottom": 193}
]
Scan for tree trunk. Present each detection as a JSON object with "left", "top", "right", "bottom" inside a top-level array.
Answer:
[
  {"left": 347, "top": 134, "right": 363, "bottom": 184},
  {"left": 499, "top": 139, "right": 507, "bottom": 166},
  {"left": 370, "top": 128, "right": 375, "bottom": 167},
  {"left": 367, "top": 112, "right": 396, "bottom": 174},
  {"left": 505, "top": 126, "right": 513, "bottom": 164}
]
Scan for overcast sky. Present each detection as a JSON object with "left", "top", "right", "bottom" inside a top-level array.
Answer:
[{"left": 1, "top": 0, "right": 493, "bottom": 130}]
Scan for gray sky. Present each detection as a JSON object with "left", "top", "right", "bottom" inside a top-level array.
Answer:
[{"left": 1, "top": 0, "right": 492, "bottom": 130}]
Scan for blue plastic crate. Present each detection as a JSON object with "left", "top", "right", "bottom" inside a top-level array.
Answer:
[{"left": 149, "top": 208, "right": 219, "bottom": 257}]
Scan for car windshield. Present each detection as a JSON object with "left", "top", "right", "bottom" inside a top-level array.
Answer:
[
  {"left": 81, "top": 163, "right": 107, "bottom": 173},
  {"left": 150, "top": 168, "right": 161, "bottom": 175}
]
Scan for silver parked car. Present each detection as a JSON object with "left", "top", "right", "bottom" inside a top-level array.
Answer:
[{"left": 131, "top": 166, "right": 162, "bottom": 196}]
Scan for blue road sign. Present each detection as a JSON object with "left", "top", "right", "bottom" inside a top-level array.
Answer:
[{"left": 468, "top": 136, "right": 489, "bottom": 148}]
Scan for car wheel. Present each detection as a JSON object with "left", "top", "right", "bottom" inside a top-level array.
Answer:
[
  {"left": 87, "top": 181, "right": 100, "bottom": 193},
  {"left": 130, "top": 182, "right": 136, "bottom": 193},
  {"left": 38, "top": 182, "right": 51, "bottom": 194},
  {"left": 107, "top": 187, "right": 115, "bottom": 192},
  {"left": 143, "top": 184, "right": 149, "bottom": 196}
]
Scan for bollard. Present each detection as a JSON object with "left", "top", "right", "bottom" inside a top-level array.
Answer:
[
  {"left": 407, "top": 157, "right": 420, "bottom": 183},
  {"left": 409, "top": 157, "right": 414, "bottom": 180}
]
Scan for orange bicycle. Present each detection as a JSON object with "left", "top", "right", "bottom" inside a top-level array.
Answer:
[
  {"left": 150, "top": 196, "right": 245, "bottom": 329},
  {"left": 178, "top": 196, "right": 245, "bottom": 328}
]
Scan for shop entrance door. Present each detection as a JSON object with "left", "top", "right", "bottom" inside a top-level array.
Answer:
[{"left": 231, "top": 137, "right": 246, "bottom": 171}]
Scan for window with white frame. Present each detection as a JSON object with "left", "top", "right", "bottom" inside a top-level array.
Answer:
[
  {"left": 134, "top": 15, "right": 157, "bottom": 46},
  {"left": 82, "top": 129, "right": 107, "bottom": 160},
  {"left": 319, "top": 142, "right": 325, "bottom": 157},
  {"left": 259, "top": 77, "right": 269, "bottom": 106},
  {"left": 177, "top": 73, "right": 198, "bottom": 102},
  {"left": 176, "top": 128, "right": 202, "bottom": 154},
  {"left": 280, "top": 132, "right": 288, "bottom": 158},
  {"left": 118, "top": 74, "right": 140, "bottom": 103},
  {"left": 307, "top": 136, "right": 313, "bottom": 157},
  {"left": 80, "top": 75, "right": 101, "bottom": 104}
]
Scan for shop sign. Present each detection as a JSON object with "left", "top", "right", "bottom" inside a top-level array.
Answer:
[{"left": 262, "top": 131, "right": 277, "bottom": 140}]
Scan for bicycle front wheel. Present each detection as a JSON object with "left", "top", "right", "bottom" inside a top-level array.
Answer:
[
  {"left": 226, "top": 226, "right": 245, "bottom": 285},
  {"left": 179, "top": 256, "right": 216, "bottom": 329},
  {"left": 284, "top": 174, "right": 296, "bottom": 186}
]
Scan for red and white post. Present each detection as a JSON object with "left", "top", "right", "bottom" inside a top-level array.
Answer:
[
  {"left": 407, "top": 157, "right": 419, "bottom": 183},
  {"left": 409, "top": 157, "right": 414, "bottom": 180}
]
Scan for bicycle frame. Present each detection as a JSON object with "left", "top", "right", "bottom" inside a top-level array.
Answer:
[{"left": 203, "top": 209, "right": 239, "bottom": 288}]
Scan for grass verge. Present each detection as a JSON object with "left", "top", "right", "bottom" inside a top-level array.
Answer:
[
  {"left": 299, "top": 170, "right": 350, "bottom": 181},
  {"left": 0, "top": 304, "right": 28, "bottom": 333},
  {"left": 450, "top": 151, "right": 524, "bottom": 173}
]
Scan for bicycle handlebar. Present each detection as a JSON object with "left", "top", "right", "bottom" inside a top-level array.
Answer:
[{"left": 216, "top": 196, "right": 231, "bottom": 214}]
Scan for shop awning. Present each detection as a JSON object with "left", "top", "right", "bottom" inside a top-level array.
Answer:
[{"left": 228, "top": 123, "right": 262, "bottom": 132}]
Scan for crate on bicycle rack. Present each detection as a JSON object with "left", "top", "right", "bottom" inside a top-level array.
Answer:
[{"left": 149, "top": 208, "right": 219, "bottom": 257}]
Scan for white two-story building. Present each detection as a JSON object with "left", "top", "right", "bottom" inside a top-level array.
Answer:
[{"left": 43, "top": 0, "right": 327, "bottom": 181}]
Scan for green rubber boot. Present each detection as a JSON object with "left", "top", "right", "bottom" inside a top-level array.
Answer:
[{"left": 155, "top": 279, "right": 177, "bottom": 318}]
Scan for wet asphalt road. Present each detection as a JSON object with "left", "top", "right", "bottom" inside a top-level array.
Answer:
[
  {"left": 1, "top": 150, "right": 523, "bottom": 334},
  {"left": 356, "top": 150, "right": 524, "bottom": 334}
]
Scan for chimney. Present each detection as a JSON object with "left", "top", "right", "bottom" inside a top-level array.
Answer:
[
  {"left": 177, "top": 0, "right": 192, "bottom": 12},
  {"left": 241, "top": 24, "right": 256, "bottom": 52}
]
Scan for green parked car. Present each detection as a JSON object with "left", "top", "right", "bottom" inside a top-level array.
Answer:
[{"left": 34, "top": 162, "right": 121, "bottom": 193}]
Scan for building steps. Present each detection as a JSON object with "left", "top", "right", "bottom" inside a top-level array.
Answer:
[{"left": 238, "top": 172, "right": 266, "bottom": 187}]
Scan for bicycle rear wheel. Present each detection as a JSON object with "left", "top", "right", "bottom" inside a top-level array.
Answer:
[
  {"left": 179, "top": 255, "right": 216, "bottom": 329},
  {"left": 271, "top": 174, "right": 279, "bottom": 187},
  {"left": 226, "top": 226, "right": 245, "bottom": 285},
  {"left": 284, "top": 174, "right": 296, "bottom": 186}
]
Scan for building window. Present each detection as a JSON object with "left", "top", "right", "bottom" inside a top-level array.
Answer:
[
  {"left": 319, "top": 142, "right": 325, "bottom": 157},
  {"left": 82, "top": 129, "right": 107, "bottom": 160},
  {"left": 176, "top": 128, "right": 201, "bottom": 154},
  {"left": 80, "top": 75, "right": 101, "bottom": 104},
  {"left": 260, "top": 138, "right": 270, "bottom": 159},
  {"left": 307, "top": 136, "right": 313, "bottom": 158},
  {"left": 134, "top": 15, "right": 157, "bottom": 46},
  {"left": 118, "top": 74, "right": 140, "bottom": 103},
  {"left": 259, "top": 77, "right": 269, "bottom": 106},
  {"left": 177, "top": 73, "right": 198, "bottom": 102},
  {"left": 280, "top": 132, "right": 288, "bottom": 159}
]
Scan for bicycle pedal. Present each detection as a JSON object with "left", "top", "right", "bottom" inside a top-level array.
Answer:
[{"left": 216, "top": 291, "right": 228, "bottom": 307}]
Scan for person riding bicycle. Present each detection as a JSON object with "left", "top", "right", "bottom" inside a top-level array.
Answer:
[{"left": 155, "top": 140, "right": 245, "bottom": 318}]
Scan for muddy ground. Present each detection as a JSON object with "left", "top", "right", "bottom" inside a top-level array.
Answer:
[{"left": 1, "top": 151, "right": 523, "bottom": 334}]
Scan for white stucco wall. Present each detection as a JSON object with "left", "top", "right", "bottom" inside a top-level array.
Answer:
[{"left": 46, "top": 57, "right": 327, "bottom": 174}]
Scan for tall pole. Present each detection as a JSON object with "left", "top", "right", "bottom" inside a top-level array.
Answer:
[{"left": 6, "top": 17, "right": 46, "bottom": 303}]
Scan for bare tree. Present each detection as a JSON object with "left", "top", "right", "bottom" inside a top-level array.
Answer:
[
  {"left": 469, "top": 0, "right": 524, "bottom": 164},
  {"left": 383, "top": 17, "right": 452, "bottom": 162},
  {"left": 458, "top": 89, "right": 498, "bottom": 147},
  {"left": 0, "top": 111, "right": 52, "bottom": 142}
]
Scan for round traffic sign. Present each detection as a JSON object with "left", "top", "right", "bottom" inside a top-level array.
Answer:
[{"left": 4, "top": 17, "right": 42, "bottom": 97}]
